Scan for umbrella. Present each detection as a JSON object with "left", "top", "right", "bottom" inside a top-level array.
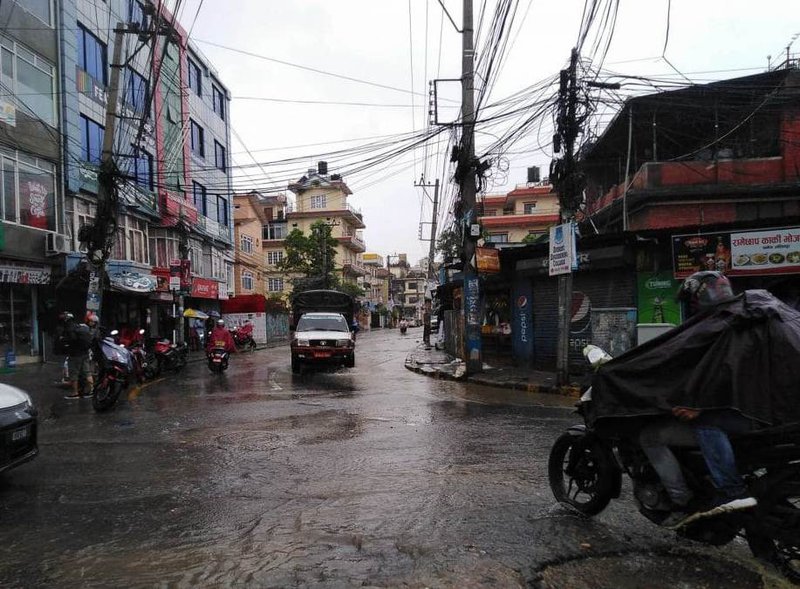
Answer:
[
  {"left": 208, "top": 310, "right": 221, "bottom": 318},
  {"left": 183, "top": 309, "right": 209, "bottom": 319}
]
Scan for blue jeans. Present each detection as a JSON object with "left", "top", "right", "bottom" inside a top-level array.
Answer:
[{"left": 692, "top": 411, "right": 753, "bottom": 499}]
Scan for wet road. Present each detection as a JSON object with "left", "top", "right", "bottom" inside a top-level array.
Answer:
[{"left": 0, "top": 329, "right": 790, "bottom": 588}]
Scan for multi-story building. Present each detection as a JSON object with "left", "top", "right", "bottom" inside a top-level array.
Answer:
[
  {"left": 287, "top": 162, "right": 367, "bottom": 287},
  {"left": 232, "top": 194, "right": 267, "bottom": 296},
  {"left": 361, "top": 253, "right": 390, "bottom": 306},
  {"left": 479, "top": 185, "right": 560, "bottom": 244},
  {"left": 258, "top": 192, "right": 292, "bottom": 298},
  {"left": 0, "top": 0, "right": 61, "bottom": 362},
  {"left": 60, "top": 0, "right": 233, "bottom": 339}
]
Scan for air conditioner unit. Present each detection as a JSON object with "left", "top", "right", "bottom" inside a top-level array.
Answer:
[{"left": 45, "top": 233, "right": 70, "bottom": 256}]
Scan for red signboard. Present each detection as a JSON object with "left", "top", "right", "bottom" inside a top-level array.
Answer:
[{"left": 191, "top": 278, "right": 219, "bottom": 299}]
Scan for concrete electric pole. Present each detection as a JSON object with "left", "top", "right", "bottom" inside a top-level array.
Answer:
[{"left": 461, "top": 0, "right": 482, "bottom": 374}]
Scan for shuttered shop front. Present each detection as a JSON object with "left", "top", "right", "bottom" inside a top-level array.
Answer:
[{"left": 532, "top": 268, "right": 636, "bottom": 371}]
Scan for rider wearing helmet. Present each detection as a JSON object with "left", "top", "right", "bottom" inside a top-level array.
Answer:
[
  {"left": 641, "top": 270, "right": 756, "bottom": 529},
  {"left": 207, "top": 318, "right": 236, "bottom": 354},
  {"left": 677, "top": 270, "right": 735, "bottom": 317}
]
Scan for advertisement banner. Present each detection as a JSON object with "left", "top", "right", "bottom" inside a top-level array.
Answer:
[
  {"left": 180, "top": 259, "right": 192, "bottom": 291},
  {"left": 190, "top": 278, "right": 219, "bottom": 299},
  {"left": 0, "top": 260, "right": 51, "bottom": 284},
  {"left": 672, "top": 233, "right": 732, "bottom": 278},
  {"left": 169, "top": 260, "right": 181, "bottom": 292},
  {"left": 673, "top": 227, "right": 800, "bottom": 278},
  {"left": 637, "top": 272, "right": 682, "bottom": 325},
  {"left": 511, "top": 278, "right": 533, "bottom": 364},
  {"left": 549, "top": 222, "right": 577, "bottom": 276},
  {"left": 729, "top": 227, "right": 800, "bottom": 275}
]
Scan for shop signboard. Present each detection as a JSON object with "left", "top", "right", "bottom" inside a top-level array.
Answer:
[
  {"left": 549, "top": 222, "right": 577, "bottom": 276},
  {"left": 180, "top": 259, "right": 192, "bottom": 291},
  {"left": 108, "top": 270, "right": 157, "bottom": 293},
  {"left": 673, "top": 227, "right": 800, "bottom": 278},
  {"left": 169, "top": 260, "right": 181, "bottom": 292},
  {"left": 0, "top": 260, "right": 51, "bottom": 284},
  {"left": 476, "top": 247, "right": 500, "bottom": 273},
  {"left": 637, "top": 272, "right": 682, "bottom": 325},
  {"left": 191, "top": 278, "right": 219, "bottom": 299}
]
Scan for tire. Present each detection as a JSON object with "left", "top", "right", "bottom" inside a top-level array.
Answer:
[
  {"left": 345, "top": 354, "right": 355, "bottom": 368},
  {"left": 746, "top": 485, "right": 800, "bottom": 585},
  {"left": 548, "top": 432, "right": 616, "bottom": 516},
  {"left": 291, "top": 357, "right": 300, "bottom": 374},
  {"left": 92, "top": 379, "right": 123, "bottom": 412},
  {"left": 249, "top": 340, "right": 257, "bottom": 351},
  {"left": 143, "top": 363, "right": 157, "bottom": 381}
]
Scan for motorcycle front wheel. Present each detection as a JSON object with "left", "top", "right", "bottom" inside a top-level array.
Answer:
[
  {"left": 92, "top": 378, "right": 124, "bottom": 412},
  {"left": 548, "top": 432, "right": 616, "bottom": 516}
]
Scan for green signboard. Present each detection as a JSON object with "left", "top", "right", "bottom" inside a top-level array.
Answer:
[{"left": 637, "top": 272, "right": 682, "bottom": 325}]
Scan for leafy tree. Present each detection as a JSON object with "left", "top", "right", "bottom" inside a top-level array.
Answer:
[
  {"left": 436, "top": 226, "right": 462, "bottom": 263},
  {"left": 278, "top": 221, "right": 339, "bottom": 292},
  {"left": 339, "top": 280, "right": 365, "bottom": 299}
]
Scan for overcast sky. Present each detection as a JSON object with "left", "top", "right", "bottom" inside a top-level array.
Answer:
[{"left": 172, "top": 0, "right": 799, "bottom": 264}]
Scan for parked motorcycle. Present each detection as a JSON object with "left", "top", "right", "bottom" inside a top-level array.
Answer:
[
  {"left": 231, "top": 324, "right": 257, "bottom": 352},
  {"left": 548, "top": 346, "right": 800, "bottom": 584},
  {"left": 152, "top": 339, "right": 188, "bottom": 374},
  {"left": 120, "top": 328, "right": 149, "bottom": 383},
  {"left": 92, "top": 330, "right": 133, "bottom": 412},
  {"left": 207, "top": 347, "right": 230, "bottom": 373}
]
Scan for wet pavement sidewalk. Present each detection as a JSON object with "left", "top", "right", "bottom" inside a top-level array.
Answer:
[{"left": 405, "top": 343, "right": 580, "bottom": 397}]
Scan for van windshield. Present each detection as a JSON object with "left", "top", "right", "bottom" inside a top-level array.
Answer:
[{"left": 296, "top": 315, "right": 349, "bottom": 332}]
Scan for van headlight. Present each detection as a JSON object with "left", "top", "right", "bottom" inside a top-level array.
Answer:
[
  {"left": 295, "top": 338, "right": 310, "bottom": 347},
  {"left": 336, "top": 338, "right": 351, "bottom": 347}
]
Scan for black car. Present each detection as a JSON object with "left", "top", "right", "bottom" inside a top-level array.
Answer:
[{"left": 0, "top": 384, "right": 38, "bottom": 474}]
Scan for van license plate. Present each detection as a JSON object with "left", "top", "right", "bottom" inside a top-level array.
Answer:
[{"left": 12, "top": 426, "right": 29, "bottom": 441}]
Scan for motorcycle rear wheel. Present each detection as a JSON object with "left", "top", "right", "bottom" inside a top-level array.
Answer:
[
  {"left": 548, "top": 432, "right": 616, "bottom": 516},
  {"left": 92, "top": 379, "right": 123, "bottom": 412},
  {"left": 747, "top": 492, "right": 800, "bottom": 584}
]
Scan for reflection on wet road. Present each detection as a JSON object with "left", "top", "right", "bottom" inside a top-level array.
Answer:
[{"left": 0, "top": 330, "right": 783, "bottom": 587}]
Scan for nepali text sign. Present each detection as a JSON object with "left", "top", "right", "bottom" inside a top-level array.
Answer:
[
  {"left": 729, "top": 227, "right": 800, "bottom": 275},
  {"left": 672, "top": 233, "right": 731, "bottom": 278},
  {"left": 476, "top": 247, "right": 500, "bottom": 273},
  {"left": 548, "top": 222, "right": 577, "bottom": 276},
  {"left": 191, "top": 278, "right": 219, "bottom": 299},
  {"left": 0, "top": 260, "right": 51, "bottom": 284}
]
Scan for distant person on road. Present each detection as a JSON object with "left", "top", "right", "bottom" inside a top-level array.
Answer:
[
  {"left": 207, "top": 319, "right": 236, "bottom": 354},
  {"left": 64, "top": 312, "right": 99, "bottom": 399}
]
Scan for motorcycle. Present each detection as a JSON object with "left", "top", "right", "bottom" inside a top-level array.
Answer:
[
  {"left": 119, "top": 328, "right": 149, "bottom": 383},
  {"left": 207, "top": 347, "right": 230, "bottom": 373},
  {"left": 152, "top": 339, "right": 188, "bottom": 374},
  {"left": 231, "top": 324, "right": 257, "bottom": 352},
  {"left": 92, "top": 330, "right": 133, "bottom": 412},
  {"left": 399, "top": 322, "right": 408, "bottom": 335},
  {"left": 548, "top": 346, "right": 800, "bottom": 584}
]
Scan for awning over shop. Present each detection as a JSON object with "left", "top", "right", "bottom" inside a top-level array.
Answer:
[{"left": 183, "top": 308, "right": 209, "bottom": 319}]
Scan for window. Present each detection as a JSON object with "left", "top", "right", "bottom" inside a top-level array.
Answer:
[
  {"left": 263, "top": 223, "right": 286, "bottom": 240},
  {"left": 216, "top": 195, "right": 228, "bottom": 226},
  {"left": 408, "top": 296, "right": 418, "bottom": 305},
  {"left": 148, "top": 228, "right": 180, "bottom": 268},
  {"left": 0, "top": 148, "right": 57, "bottom": 231},
  {"left": 523, "top": 202, "right": 537, "bottom": 214},
  {"left": 241, "top": 271, "right": 253, "bottom": 291},
  {"left": 187, "top": 58, "right": 201, "bottom": 96},
  {"left": 112, "top": 215, "right": 149, "bottom": 263},
  {"left": 126, "top": 68, "right": 148, "bottom": 114},
  {"left": 77, "top": 24, "right": 107, "bottom": 84},
  {"left": 212, "top": 84, "right": 225, "bottom": 120},
  {"left": 0, "top": 36, "right": 56, "bottom": 126},
  {"left": 192, "top": 181, "right": 206, "bottom": 215},
  {"left": 23, "top": 0, "right": 52, "bottom": 26},
  {"left": 240, "top": 234, "right": 253, "bottom": 253},
  {"left": 128, "top": 0, "right": 148, "bottom": 29},
  {"left": 214, "top": 140, "right": 226, "bottom": 172},
  {"left": 268, "top": 278, "right": 284, "bottom": 292},
  {"left": 79, "top": 115, "right": 104, "bottom": 164},
  {"left": 310, "top": 194, "right": 326, "bottom": 209},
  {"left": 132, "top": 146, "right": 153, "bottom": 190},
  {"left": 190, "top": 119, "right": 204, "bottom": 157},
  {"left": 486, "top": 233, "right": 508, "bottom": 243},
  {"left": 266, "top": 250, "right": 284, "bottom": 265}
]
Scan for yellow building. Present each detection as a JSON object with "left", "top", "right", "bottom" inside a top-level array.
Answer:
[
  {"left": 480, "top": 185, "right": 560, "bottom": 243},
  {"left": 232, "top": 193, "right": 268, "bottom": 296},
  {"left": 287, "top": 163, "right": 368, "bottom": 285}
]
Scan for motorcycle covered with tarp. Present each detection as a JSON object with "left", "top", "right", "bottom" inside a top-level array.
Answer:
[{"left": 548, "top": 290, "right": 800, "bottom": 583}]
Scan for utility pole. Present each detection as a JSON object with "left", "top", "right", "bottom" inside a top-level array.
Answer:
[
  {"left": 85, "top": 23, "right": 126, "bottom": 325},
  {"left": 460, "top": 0, "right": 482, "bottom": 373},
  {"left": 553, "top": 48, "right": 581, "bottom": 387},
  {"left": 415, "top": 178, "right": 440, "bottom": 347}
]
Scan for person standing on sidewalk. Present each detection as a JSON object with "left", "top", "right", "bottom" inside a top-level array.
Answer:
[{"left": 64, "top": 312, "right": 99, "bottom": 399}]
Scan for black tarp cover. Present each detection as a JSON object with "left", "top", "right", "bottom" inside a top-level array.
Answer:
[{"left": 587, "top": 290, "right": 800, "bottom": 427}]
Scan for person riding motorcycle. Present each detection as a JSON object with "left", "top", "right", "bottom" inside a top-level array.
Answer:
[
  {"left": 207, "top": 319, "right": 236, "bottom": 354},
  {"left": 640, "top": 271, "right": 757, "bottom": 528}
]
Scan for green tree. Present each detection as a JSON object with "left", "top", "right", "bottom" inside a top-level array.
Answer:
[
  {"left": 436, "top": 226, "right": 462, "bottom": 263},
  {"left": 278, "top": 221, "right": 339, "bottom": 292},
  {"left": 338, "top": 280, "right": 365, "bottom": 299}
]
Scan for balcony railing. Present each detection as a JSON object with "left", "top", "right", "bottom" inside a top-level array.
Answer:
[{"left": 197, "top": 215, "right": 231, "bottom": 242}]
